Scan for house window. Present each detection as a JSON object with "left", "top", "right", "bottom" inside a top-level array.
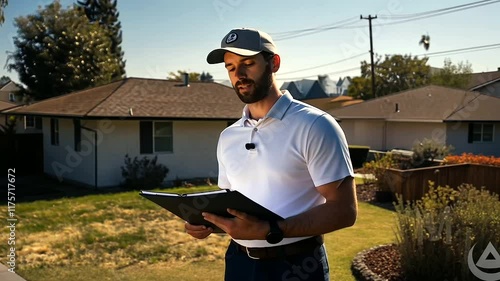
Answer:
[
  {"left": 469, "top": 123, "right": 494, "bottom": 143},
  {"left": 139, "top": 121, "right": 173, "bottom": 154},
  {"left": 24, "top": 116, "right": 42, "bottom": 129},
  {"left": 8, "top": 93, "right": 15, "bottom": 102},
  {"left": 74, "top": 119, "right": 81, "bottom": 152},
  {"left": 25, "top": 116, "right": 35, "bottom": 128},
  {"left": 154, "top": 122, "right": 173, "bottom": 152},
  {"left": 50, "top": 118, "right": 59, "bottom": 146}
]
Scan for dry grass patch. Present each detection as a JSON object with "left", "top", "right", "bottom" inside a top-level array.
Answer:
[{"left": 1, "top": 186, "right": 229, "bottom": 271}]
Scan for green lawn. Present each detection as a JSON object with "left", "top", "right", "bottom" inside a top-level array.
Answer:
[{"left": 0, "top": 186, "right": 395, "bottom": 281}]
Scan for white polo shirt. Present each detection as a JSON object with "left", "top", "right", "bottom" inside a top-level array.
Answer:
[{"left": 217, "top": 91, "right": 354, "bottom": 248}]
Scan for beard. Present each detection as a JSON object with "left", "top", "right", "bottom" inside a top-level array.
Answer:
[{"left": 233, "top": 64, "right": 273, "bottom": 104}]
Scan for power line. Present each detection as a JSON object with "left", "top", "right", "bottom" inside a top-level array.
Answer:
[
  {"left": 278, "top": 52, "right": 366, "bottom": 76},
  {"left": 214, "top": 43, "right": 500, "bottom": 83},
  {"left": 378, "top": 0, "right": 496, "bottom": 18},
  {"left": 413, "top": 43, "right": 500, "bottom": 57},
  {"left": 278, "top": 66, "right": 360, "bottom": 81},
  {"left": 268, "top": 0, "right": 500, "bottom": 41}
]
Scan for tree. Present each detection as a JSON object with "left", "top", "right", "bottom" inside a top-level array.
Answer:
[
  {"left": 76, "top": 0, "right": 126, "bottom": 79},
  {"left": 6, "top": 1, "right": 121, "bottom": 100},
  {"left": 348, "top": 54, "right": 430, "bottom": 100},
  {"left": 0, "top": 75, "right": 10, "bottom": 86},
  {"left": 200, "top": 71, "right": 214, "bottom": 82},
  {"left": 0, "top": 0, "right": 7, "bottom": 25},
  {"left": 430, "top": 58, "right": 472, "bottom": 90},
  {"left": 167, "top": 70, "right": 201, "bottom": 82}
]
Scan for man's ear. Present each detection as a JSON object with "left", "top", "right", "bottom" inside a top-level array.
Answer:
[{"left": 271, "top": 54, "right": 281, "bottom": 73}]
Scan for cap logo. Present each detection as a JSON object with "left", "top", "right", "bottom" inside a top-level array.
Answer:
[{"left": 226, "top": 33, "right": 238, "bottom": 44}]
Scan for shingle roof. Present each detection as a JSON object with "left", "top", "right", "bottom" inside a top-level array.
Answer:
[
  {"left": 3, "top": 78, "right": 244, "bottom": 120},
  {"left": 0, "top": 101, "right": 18, "bottom": 111},
  {"left": 467, "top": 70, "right": 500, "bottom": 90},
  {"left": 328, "top": 85, "right": 500, "bottom": 122}
]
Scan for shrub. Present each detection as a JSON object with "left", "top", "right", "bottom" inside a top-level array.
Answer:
[
  {"left": 362, "top": 153, "right": 397, "bottom": 191},
  {"left": 411, "top": 138, "right": 453, "bottom": 168},
  {"left": 443, "top": 152, "right": 500, "bottom": 167},
  {"left": 394, "top": 182, "right": 500, "bottom": 281},
  {"left": 121, "top": 154, "right": 169, "bottom": 189},
  {"left": 348, "top": 145, "right": 370, "bottom": 169}
]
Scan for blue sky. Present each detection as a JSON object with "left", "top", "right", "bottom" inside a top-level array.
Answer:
[{"left": 1, "top": 0, "right": 499, "bottom": 86}]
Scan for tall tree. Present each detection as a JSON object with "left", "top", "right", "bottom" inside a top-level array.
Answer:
[
  {"left": 348, "top": 54, "right": 430, "bottom": 100},
  {"left": 7, "top": 1, "right": 121, "bottom": 100},
  {"left": 76, "top": 0, "right": 126, "bottom": 79},
  {"left": 0, "top": 0, "right": 7, "bottom": 25},
  {"left": 430, "top": 58, "right": 472, "bottom": 89}
]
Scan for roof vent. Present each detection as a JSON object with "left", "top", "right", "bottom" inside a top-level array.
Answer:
[{"left": 183, "top": 72, "right": 190, "bottom": 87}]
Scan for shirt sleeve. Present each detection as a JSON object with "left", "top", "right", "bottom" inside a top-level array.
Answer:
[
  {"left": 305, "top": 113, "right": 354, "bottom": 187},
  {"left": 216, "top": 136, "right": 231, "bottom": 190}
]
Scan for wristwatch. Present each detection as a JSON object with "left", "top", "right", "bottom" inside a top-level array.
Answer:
[{"left": 266, "top": 220, "right": 284, "bottom": 244}]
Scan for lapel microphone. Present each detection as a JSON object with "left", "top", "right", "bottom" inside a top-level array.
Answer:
[{"left": 245, "top": 143, "right": 256, "bottom": 150}]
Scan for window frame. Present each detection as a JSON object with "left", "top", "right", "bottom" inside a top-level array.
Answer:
[
  {"left": 153, "top": 121, "right": 173, "bottom": 153},
  {"left": 50, "top": 118, "right": 59, "bottom": 146},
  {"left": 471, "top": 123, "right": 495, "bottom": 143}
]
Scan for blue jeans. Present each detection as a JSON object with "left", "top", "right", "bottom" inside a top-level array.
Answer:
[{"left": 224, "top": 240, "right": 330, "bottom": 281}]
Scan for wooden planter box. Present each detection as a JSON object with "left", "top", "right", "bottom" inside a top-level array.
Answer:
[{"left": 384, "top": 163, "right": 500, "bottom": 201}]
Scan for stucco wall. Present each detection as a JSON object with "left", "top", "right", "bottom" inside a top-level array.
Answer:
[
  {"left": 385, "top": 122, "right": 447, "bottom": 150},
  {"left": 43, "top": 118, "right": 227, "bottom": 188},
  {"left": 338, "top": 120, "right": 385, "bottom": 150},
  {"left": 43, "top": 118, "right": 96, "bottom": 186}
]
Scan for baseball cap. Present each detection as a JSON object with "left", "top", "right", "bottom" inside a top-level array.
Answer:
[{"left": 206, "top": 28, "right": 277, "bottom": 64}]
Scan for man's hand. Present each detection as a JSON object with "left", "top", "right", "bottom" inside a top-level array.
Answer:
[
  {"left": 202, "top": 208, "right": 269, "bottom": 240},
  {"left": 185, "top": 223, "right": 213, "bottom": 239}
]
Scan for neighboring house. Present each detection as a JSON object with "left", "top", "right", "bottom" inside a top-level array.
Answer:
[
  {"left": 0, "top": 80, "right": 43, "bottom": 133},
  {"left": 468, "top": 68, "right": 500, "bottom": 98},
  {"left": 3, "top": 77, "right": 244, "bottom": 188},
  {"left": 0, "top": 81, "right": 22, "bottom": 104},
  {"left": 280, "top": 75, "right": 338, "bottom": 100},
  {"left": 335, "top": 76, "right": 352, "bottom": 96},
  {"left": 328, "top": 85, "right": 500, "bottom": 157}
]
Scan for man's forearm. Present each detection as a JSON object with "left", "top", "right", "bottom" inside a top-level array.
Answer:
[
  {"left": 278, "top": 200, "right": 357, "bottom": 238},
  {"left": 278, "top": 179, "right": 358, "bottom": 238}
]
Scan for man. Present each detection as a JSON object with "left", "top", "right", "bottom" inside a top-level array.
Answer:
[{"left": 185, "top": 28, "right": 357, "bottom": 281}]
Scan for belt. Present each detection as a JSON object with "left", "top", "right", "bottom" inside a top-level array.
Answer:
[{"left": 235, "top": 235, "right": 323, "bottom": 260}]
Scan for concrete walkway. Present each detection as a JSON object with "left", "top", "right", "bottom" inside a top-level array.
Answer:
[{"left": 0, "top": 264, "right": 27, "bottom": 281}]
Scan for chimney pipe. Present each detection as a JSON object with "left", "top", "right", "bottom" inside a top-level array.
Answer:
[{"left": 183, "top": 73, "right": 189, "bottom": 87}]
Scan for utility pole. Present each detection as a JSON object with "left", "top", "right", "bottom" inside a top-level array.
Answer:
[{"left": 360, "top": 14, "right": 377, "bottom": 98}]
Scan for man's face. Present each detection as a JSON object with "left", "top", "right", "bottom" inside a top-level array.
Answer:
[{"left": 223, "top": 52, "right": 273, "bottom": 104}]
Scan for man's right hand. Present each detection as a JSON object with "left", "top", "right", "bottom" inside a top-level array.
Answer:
[{"left": 185, "top": 222, "right": 213, "bottom": 239}]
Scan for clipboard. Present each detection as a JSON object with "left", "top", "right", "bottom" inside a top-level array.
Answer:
[{"left": 140, "top": 189, "right": 284, "bottom": 233}]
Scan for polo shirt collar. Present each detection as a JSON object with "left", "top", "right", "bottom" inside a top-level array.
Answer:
[{"left": 241, "top": 90, "right": 293, "bottom": 123}]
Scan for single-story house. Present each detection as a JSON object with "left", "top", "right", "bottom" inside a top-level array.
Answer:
[
  {"left": 328, "top": 85, "right": 500, "bottom": 157},
  {"left": 3, "top": 77, "right": 243, "bottom": 188}
]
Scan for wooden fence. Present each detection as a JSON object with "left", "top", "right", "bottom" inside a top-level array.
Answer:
[{"left": 384, "top": 163, "right": 500, "bottom": 201}]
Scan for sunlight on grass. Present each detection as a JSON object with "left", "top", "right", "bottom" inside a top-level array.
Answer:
[{"left": 0, "top": 186, "right": 395, "bottom": 281}]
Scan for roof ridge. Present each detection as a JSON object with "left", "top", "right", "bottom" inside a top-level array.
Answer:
[
  {"left": 443, "top": 91, "right": 482, "bottom": 120},
  {"left": 85, "top": 79, "right": 129, "bottom": 117}
]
